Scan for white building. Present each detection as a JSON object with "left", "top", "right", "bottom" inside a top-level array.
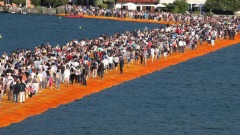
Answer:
[
  {"left": 160, "top": 0, "right": 206, "bottom": 4},
  {"left": 115, "top": 0, "right": 207, "bottom": 12}
]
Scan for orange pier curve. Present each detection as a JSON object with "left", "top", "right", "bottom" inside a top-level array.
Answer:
[
  {"left": 56, "top": 14, "right": 176, "bottom": 24},
  {"left": 0, "top": 32, "right": 240, "bottom": 128}
]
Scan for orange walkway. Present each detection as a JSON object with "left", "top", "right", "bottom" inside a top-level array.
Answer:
[
  {"left": 82, "top": 15, "right": 173, "bottom": 24},
  {"left": 56, "top": 14, "right": 175, "bottom": 24},
  {"left": 0, "top": 34, "right": 240, "bottom": 128}
]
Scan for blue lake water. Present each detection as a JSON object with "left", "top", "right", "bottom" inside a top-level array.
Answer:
[
  {"left": 0, "top": 13, "right": 160, "bottom": 54},
  {"left": 0, "top": 14, "right": 240, "bottom": 135}
]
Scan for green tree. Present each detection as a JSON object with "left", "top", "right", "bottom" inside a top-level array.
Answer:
[
  {"left": 42, "top": 0, "right": 68, "bottom": 7},
  {"left": 52, "top": 0, "right": 68, "bottom": 7},
  {"left": 77, "top": 0, "right": 85, "bottom": 5},
  {"left": 94, "top": 0, "right": 103, "bottom": 6},
  {"left": 173, "top": 5, "right": 179, "bottom": 13},
  {"left": 103, "top": 0, "right": 114, "bottom": 2},
  {"left": 173, "top": 0, "right": 188, "bottom": 13},
  {"left": 205, "top": 0, "right": 240, "bottom": 11},
  {"left": 12, "top": 0, "right": 25, "bottom": 5},
  {"left": 0, "top": 0, "right": 13, "bottom": 4},
  {"left": 31, "top": 0, "right": 41, "bottom": 6},
  {"left": 164, "top": 3, "right": 175, "bottom": 12},
  {"left": 42, "top": 0, "right": 54, "bottom": 7}
]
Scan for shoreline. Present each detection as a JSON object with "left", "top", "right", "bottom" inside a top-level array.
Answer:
[
  {"left": 0, "top": 26, "right": 239, "bottom": 128},
  {"left": 57, "top": 14, "right": 176, "bottom": 25}
]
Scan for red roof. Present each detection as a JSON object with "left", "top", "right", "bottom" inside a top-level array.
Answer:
[{"left": 119, "top": 0, "right": 158, "bottom": 3}]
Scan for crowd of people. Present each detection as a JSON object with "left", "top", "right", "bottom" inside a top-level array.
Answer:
[
  {"left": 67, "top": 5, "right": 190, "bottom": 22},
  {"left": 0, "top": 10, "right": 239, "bottom": 104}
]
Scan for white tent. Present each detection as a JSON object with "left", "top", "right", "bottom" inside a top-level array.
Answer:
[
  {"left": 115, "top": 3, "right": 122, "bottom": 9},
  {"left": 155, "top": 3, "right": 166, "bottom": 8},
  {"left": 193, "top": 4, "right": 204, "bottom": 14},
  {"left": 123, "top": 2, "right": 136, "bottom": 10},
  {"left": 193, "top": 4, "right": 204, "bottom": 7}
]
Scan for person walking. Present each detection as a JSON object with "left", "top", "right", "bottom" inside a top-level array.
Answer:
[
  {"left": 55, "top": 69, "right": 61, "bottom": 90},
  {"left": 13, "top": 79, "right": 20, "bottom": 103},
  {"left": 91, "top": 60, "right": 98, "bottom": 78},
  {"left": 32, "top": 76, "right": 39, "bottom": 94},
  {"left": 113, "top": 55, "right": 119, "bottom": 71},
  {"left": 64, "top": 66, "right": 70, "bottom": 87},
  {"left": 81, "top": 66, "right": 87, "bottom": 86},
  {"left": 119, "top": 55, "right": 124, "bottom": 74},
  {"left": 98, "top": 61, "right": 105, "bottom": 79},
  {"left": 19, "top": 80, "right": 26, "bottom": 103},
  {"left": 8, "top": 78, "right": 15, "bottom": 101},
  {"left": 0, "top": 82, "right": 3, "bottom": 103},
  {"left": 150, "top": 46, "right": 155, "bottom": 62}
]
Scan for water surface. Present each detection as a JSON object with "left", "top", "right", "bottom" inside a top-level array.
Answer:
[
  {"left": 0, "top": 13, "right": 161, "bottom": 54},
  {"left": 0, "top": 14, "right": 239, "bottom": 135}
]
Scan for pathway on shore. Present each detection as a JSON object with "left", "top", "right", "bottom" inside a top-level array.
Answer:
[{"left": 0, "top": 32, "right": 240, "bottom": 128}]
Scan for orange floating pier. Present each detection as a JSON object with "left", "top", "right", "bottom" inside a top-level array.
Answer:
[
  {"left": 0, "top": 24, "right": 240, "bottom": 128},
  {"left": 56, "top": 14, "right": 175, "bottom": 24},
  {"left": 82, "top": 15, "right": 175, "bottom": 24},
  {"left": 56, "top": 13, "right": 84, "bottom": 18}
]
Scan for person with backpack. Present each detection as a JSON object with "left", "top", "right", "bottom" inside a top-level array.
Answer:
[{"left": 19, "top": 80, "right": 26, "bottom": 103}]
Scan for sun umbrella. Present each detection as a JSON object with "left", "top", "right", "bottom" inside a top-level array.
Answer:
[
  {"left": 155, "top": 3, "right": 166, "bottom": 8},
  {"left": 123, "top": 2, "right": 136, "bottom": 10},
  {"left": 193, "top": 4, "right": 204, "bottom": 8}
]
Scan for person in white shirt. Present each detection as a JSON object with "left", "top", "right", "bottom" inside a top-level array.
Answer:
[
  {"left": 108, "top": 55, "right": 113, "bottom": 71},
  {"left": 150, "top": 47, "right": 155, "bottom": 62},
  {"left": 113, "top": 55, "right": 119, "bottom": 71},
  {"left": 64, "top": 66, "right": 71, "bottom": 87},
  {"left": 178, "top": 39, "right": 184, "bottom": 54},
  {"left": 37, "top": 71, "right": 43, "bottom": 90}
]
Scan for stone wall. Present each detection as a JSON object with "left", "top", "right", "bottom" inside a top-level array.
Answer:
[
  {"left": 0, "top": 6, "right": 4, "bottom": 12},
  {"left": 0, "top": 6, "right": 58, "bottom": 15}
]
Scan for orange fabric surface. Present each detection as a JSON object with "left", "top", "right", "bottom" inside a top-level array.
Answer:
[
  {"left": 55, "top": 14, "right": 177, "bottom": 25},
  {"left": 0, "top": 33, "right": 240, "bottom": 128},
  {"left": 82, "top": 15, "right": 176, "bottom": 24}
]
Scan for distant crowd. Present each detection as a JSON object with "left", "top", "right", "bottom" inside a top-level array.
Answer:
[{"left": 0, "top": 10, "right": 239, "bottom": 104}]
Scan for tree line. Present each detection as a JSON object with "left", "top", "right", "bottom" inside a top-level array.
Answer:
[{"left": 1, "top": 0, "right": 240, "bottom": 14}]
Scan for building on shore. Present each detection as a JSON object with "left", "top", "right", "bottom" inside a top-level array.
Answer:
[
  {"left": 115, "top": 0, "right": 206, "bottom": 12},
  {"left": 0, "top": 0, "right": 33, "bottom": 8},
  {"left": 115, "top": 0, "right": 158, "bottom": 12}
]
